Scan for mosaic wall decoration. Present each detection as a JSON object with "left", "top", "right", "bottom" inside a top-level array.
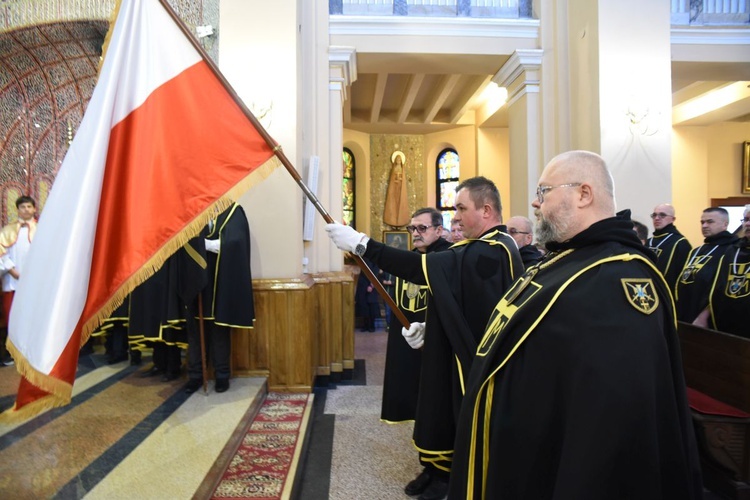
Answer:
[
  {"left": 0, "top": 0, "right": 219, "bottom": 225},
  {"left": 369, "top": 134, "right": 426, "bottom": 238}
]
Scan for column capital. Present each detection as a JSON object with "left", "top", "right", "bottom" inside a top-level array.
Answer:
[
  {"left": 329, "top": 46, "right": 358, "bottom": 86},
  {"left": 493, "top": 49, "right": 543, "bottom": 87},
  {"left": 493, "top": 49, "right": 543, "bottom": 106}
]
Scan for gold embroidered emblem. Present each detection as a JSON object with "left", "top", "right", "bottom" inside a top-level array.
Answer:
[
  {"left": 621, "top": 278, "right": 658, "bottom": 314},
  {"left": 726, "top": 262, "right": 750, "bottom": 298}
]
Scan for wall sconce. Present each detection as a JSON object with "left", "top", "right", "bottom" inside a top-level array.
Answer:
[{"left": 625, "top": 100, "right": 659, "bottom": 137}]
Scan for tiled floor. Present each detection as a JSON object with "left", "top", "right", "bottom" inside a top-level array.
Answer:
[{"left": 0, "top": 349, "right": 266, "bottom": 499}]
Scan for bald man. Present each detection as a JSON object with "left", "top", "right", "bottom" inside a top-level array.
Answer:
[
  {"left": 648, "top": 203, "right": 691, "bottom": 292},
  {"left": 506, "top": 215, "right": 544, "bottom": 269},
  {"left": 675, "top": 207, "right": 738, "bottom": 322},
  {"left": 450, "top": 151, "right": 702, "bottom": 500}
]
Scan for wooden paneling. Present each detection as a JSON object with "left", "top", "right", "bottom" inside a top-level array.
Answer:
[{"left": 239, "top": 272, "right": 355, "bottom": 392}]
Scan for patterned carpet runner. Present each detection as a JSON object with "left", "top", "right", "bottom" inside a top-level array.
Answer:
[{"left": 211, "top": 392, "right": 313, "bottom": 499}]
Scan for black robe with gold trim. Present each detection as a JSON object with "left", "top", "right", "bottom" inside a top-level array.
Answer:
[
  {"left": 708, "top": 237, "right": 750, "bottom": 337},
  {"left": 449, "top": 217, "right": 702, "bottom": 500},
  {"left": 128, "top": 238, "right": 207, "bottom": 349},
  {"left": 675, "top": 230, "right": 737, "bottom": 322},
  {"left": 648, "top": 223, "right": 691, "bottom": 293},
  {"left": 199, "top": 204, "right": 254, "bottom": 328},
  {"left": 364, "top": 226, "right": 523, "bottom": 471},
  {"left": 381, "top": 236, "right": 452, "bottom": 423}
]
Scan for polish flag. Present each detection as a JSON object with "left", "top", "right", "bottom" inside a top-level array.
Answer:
[{"left": 1, "top": 0, "right": 278, "bottom": 421}]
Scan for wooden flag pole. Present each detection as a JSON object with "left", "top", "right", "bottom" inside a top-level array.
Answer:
[{"left": 159, "top": 0, "right": 411, "bottom": 329}]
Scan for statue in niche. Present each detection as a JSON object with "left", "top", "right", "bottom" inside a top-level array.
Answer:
[{"left": 384, "top": 150, "right": 410, "bottom": 227}]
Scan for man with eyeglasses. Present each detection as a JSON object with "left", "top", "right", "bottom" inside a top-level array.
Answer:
[
  {"left": 506, "top": 215, "right": 544, "bottom": 269},
  {"left": 450, "top": 151, "right": 702, "bottom": 500},
  {"left": 380, "top": 208, "right": 452, "bottom": 477},
  {"left": 326, "top": 177, "right": 522, "bottom": 500},
  {"left": 675, "top": 207, "right": 738, "bottom": 323},
  {"left": 648, "top": 203, "right": 691, "bottom": 292}
]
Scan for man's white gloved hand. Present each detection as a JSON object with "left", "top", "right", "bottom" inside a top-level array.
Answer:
[
  {"left": 402, "top": 322, "right": 425, "bottom": 349},
  {"left": 325, "top": 222, "right": 367, "bottom": 253},
  {"left": 205, "top": 239, "right": 220, "bottom": 254}
]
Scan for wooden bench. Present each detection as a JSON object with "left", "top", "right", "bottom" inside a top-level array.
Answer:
[{"left": 679, "top": 321, "right": 750, "bottom": 499}]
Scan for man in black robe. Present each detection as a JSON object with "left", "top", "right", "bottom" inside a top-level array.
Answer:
[
  {"left": 130, "top": 237, "right": 208, "bottom": 380},
  {"left": 696, "top": 205, "right": 750, "bottom": 337},
  {"left": 648, "top": 202, "right": 691, "bottom": 292},
  {"left": 506, "top": 215, "right": 544, "bottom": 268},
  {"left": 327, "top": 177, "right": 523, "bottom": 500},
  {"left": 675, "top": 207, "right": 737, "bottom": 322},
  {"left": 381, "top": 207, "right": 451, "bottom": 423},
  {"left": 185, "top": 203, "right": 254, "bottom": 394},
  {"left": 450, "top": 151, "right": 702, "bottom": 500}
]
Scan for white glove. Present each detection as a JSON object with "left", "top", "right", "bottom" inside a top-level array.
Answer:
[
  {"left": 325, "top": 222, "right": 367, "bottom": 253},
  {"left": 205, "top": 239, "right": 220, "bottom": 254},
  {"left": 402, "top": 322, "right": 425, "bottom": 349}
]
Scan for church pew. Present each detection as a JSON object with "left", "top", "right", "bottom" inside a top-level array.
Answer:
[{"left": 678, "top": 321, "right": 750, "bottom": 499}]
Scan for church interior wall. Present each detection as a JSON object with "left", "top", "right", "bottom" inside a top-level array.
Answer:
[
  {"left": 673, "top": 122, "right": 750, "bottom": 246},
  {"left": 477, "top": 127, "right": 512, "bottom": 219},
  {"left": 219, "top": 0, "right": 301, "bottom": 280}
]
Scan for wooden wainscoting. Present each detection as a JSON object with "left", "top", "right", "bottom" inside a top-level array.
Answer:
[{"left": 233, "top": 272, "right": 354, "bottom": 392}]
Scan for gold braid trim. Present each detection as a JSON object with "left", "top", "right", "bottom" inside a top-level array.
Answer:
[{"left": 0, "top": 342, "right": 73, "bottom": 424}]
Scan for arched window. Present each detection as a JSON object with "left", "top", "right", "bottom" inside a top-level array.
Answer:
[
  {"left": 436, "top": 148, "right": 459, "bottom": 229},
  {"left": 342, "top": 148, "right": 355, "bottom": 229}
]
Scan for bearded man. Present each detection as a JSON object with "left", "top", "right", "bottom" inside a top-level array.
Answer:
[{"left": 450, "top": 151, "right": 702, "bottom": 500}]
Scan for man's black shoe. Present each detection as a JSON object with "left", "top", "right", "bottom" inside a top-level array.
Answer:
[
  {"left": 215, "top": 378, "right": 230, "bottom": 393},
  {"left": 418, "top": 475, "right": 448, "bottom": 500},
  {"left": 405, "top": 468, "right": 432, "bottom": 496},
  {"left": 129, "top": 351, "right": 142, "bottom": 366},
  {"left": 140, "top": 365, "right": 165, "bottom": 378},
  {"left": 184, "top": 378, "right": 203, "bottom": 394}
]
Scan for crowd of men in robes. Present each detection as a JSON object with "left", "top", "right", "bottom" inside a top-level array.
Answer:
[
  {"left": 327, "top": 150, "right": 705, "bottom": 499},
  {"left": 89, "top": 203, "right": 254, "bottom": 394},
  {"left": 647, "top": 203, "right": 749, "bottom": 338}
]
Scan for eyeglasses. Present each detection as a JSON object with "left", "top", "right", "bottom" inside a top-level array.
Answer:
[
  {"left": 535, "top": 183, "right": 581, "bottom": 204},
  {"left": 406, "top": 224, "right": 438, "bottom": 234},
  {"left": 508, "top": 228, "right": 529, "bottom": 235},
  {"left": 650, "top": 212, "right": 673, "bottom": 219},
  {"left": 742, "top": 217, "right": 750, "bottom": 223}
]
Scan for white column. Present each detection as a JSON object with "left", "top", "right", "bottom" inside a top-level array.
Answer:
[
  {"left": 328, "top": 47, "right": 358, "bottom": 272},
  {"left": 494, "top": 49, "right": 544, "bottom": 219},
  {"left": 567, "top": 0, "right": 673, "bottom": 223}
]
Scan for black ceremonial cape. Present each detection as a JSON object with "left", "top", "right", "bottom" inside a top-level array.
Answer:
[
  {"left": 365, "top": 226, "right": 523, "bottom": 468},
  {"left": 381, "top": 236, "right": 452, "bottom": 423},
  {"left": 128, "top": 238, "right": 207, "bottom": 349},
  {"left": 450, "top": 217, "right": 702, "bottom": 500},
  {"left": 648, "top": 223, "right": 691, "bottom": 293},
  {"left": 200, "top": 204, "right": 255, "bottom": 328},
  {"left": 708, "top": 237, "right": 750, "bottom": 337},
  {"left": 675, "top": 230, "right": 737, "bottom": 322}
]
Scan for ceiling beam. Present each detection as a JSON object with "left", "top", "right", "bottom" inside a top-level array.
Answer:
[
  {"left": 423, "top": 74, "right": 460, "bottom": 124},
  {"left": 449, "top": 75, "right": 492, "bottom": 124},
  {"left": 397, "top": 73, "right": 425, "bottom": 124},
  {"left": 369, "top": 73, "right": 387, "bottom": 123}
]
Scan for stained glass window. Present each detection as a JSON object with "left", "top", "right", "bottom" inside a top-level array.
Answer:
[
  {"left": 343, "top": 148, "right": 355, "bottom": 229},
  {"left": 437, "top": 148, "right": 459, "bottom": 229}
]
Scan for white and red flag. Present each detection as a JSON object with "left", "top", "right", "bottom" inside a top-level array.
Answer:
[{"left": 1, "top": 0, "right": 279, "bottom": 421}]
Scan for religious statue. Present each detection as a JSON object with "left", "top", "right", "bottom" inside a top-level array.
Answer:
[{"left": 384, "top": 150, "right": 410, "bottom": 227}]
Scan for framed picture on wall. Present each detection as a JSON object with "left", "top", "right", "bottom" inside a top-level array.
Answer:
[
  {"left": 383, "top": 230, "right": 410, "bottom": 251},
  {"left": 743, "top": 141, "right": 750, "bottom": 194}
]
